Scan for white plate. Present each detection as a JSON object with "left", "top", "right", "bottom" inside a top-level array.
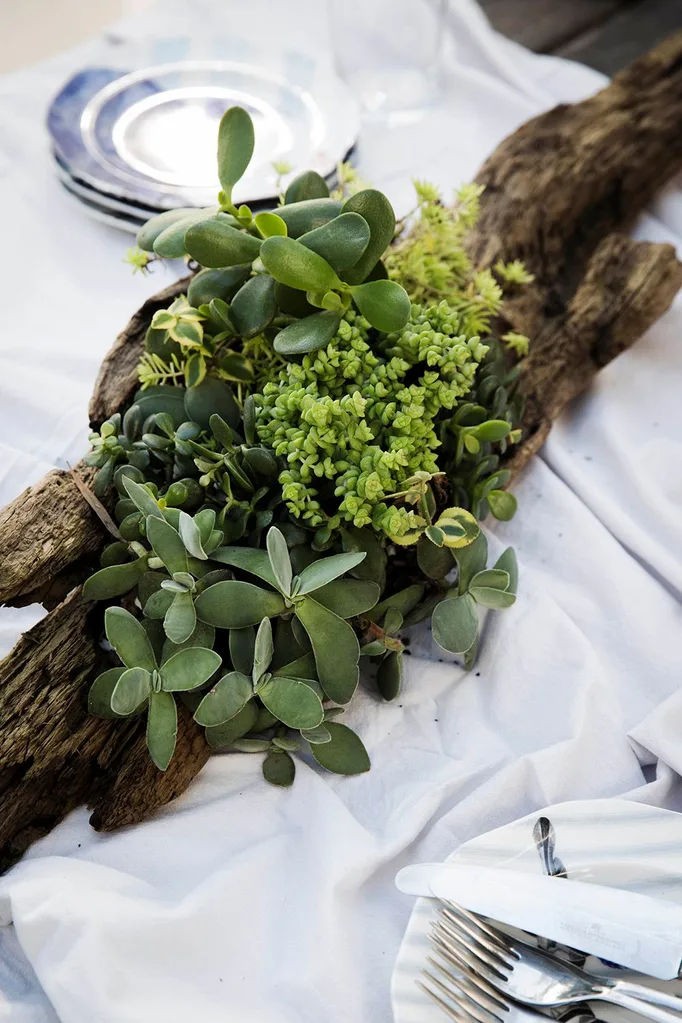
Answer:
[
  {"left": 392, "top": 799, "right": 682, "bottom": 1023},
  {"left": 79, "top": 60, "right": 359, "bottom": 206}
]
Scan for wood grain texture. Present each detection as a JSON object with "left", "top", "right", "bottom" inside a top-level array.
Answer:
[{"left": 2, "top": 34, "right": 682, "bottom": 863}]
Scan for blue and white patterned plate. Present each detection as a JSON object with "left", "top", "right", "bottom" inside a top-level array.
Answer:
[{"left": 392, "top": 800, "right": 682, "bottom": 1023}]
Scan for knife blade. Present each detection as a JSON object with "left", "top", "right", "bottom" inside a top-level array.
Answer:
[{"left": 396, "top": 862, "right": 682, "bottom": 979}]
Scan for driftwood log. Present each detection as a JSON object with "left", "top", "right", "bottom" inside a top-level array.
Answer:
[{"left": 2, "top": 35, "right": 682, "bottom": 869}]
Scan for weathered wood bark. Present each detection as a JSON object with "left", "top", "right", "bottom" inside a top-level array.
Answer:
[{"left": 1, "top": 34, "right": 682, "bottom": 866}]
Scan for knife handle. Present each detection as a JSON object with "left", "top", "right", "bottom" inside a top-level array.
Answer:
[
  {"left": 601, "top": 989, "right": 682, "bottom": 1023},
  {"left": 613, "top": 982, "right": 682, "bottom": 1014}
]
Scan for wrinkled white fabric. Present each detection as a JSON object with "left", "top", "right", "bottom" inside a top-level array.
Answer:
[{"left": 1, "top": 2, "right": 682, "bottom": 1020}]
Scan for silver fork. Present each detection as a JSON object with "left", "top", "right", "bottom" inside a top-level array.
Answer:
[{"left": 429, "top": 903, "right": 682, "bottom": 1023}]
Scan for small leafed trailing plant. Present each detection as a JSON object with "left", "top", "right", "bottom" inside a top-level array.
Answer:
[{"left": 84, "top": 107, "right": 531, "bottom": 784}]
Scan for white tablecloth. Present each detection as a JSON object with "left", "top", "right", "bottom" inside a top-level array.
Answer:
[{"left": 1, "top": 2, "right": 682, "bottom": 1020}]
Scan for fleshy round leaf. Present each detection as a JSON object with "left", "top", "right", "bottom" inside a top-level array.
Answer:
[
  {"left": 284, "top": 170, "right": 330, "bottom": 204},
  {"left": 488, "top": 489, "right": 518, "bottom": 521},
  {"left": 205, "top": 699, "right": 258, "bottom": 748},
  {"left": 416, "top": 537, "right": 454, "bottom": 580},
  {"left": 83, "top": 557, "right": 148, "bottom": 601},
  {"left": 147, "top": 689, "right": 178, "bottom": 771},
  {"left": 152, "top": 208, "right": 219, "bottom": 258},
  {"left": 164, "top": 590, "right": 196, "bottom": 644},
  {"left": 469, "top": 586, "right": 516, "bottom": 610},
  {"left": 273, "top": 310, "right": 342, "bottom": 356},
  {"left": 111, "top": 666, "right": 152, "bottom": 715},
  {"left": 294, "top": 597, "right": 359, "bottom": 704},
  {"left": 137, "top": 207, "right": 198, "bottom": 252},
  {"left": 494, "top": 547, "right": 518, "bottom": 595},
  {"left": 195, "top": 580, "right": 286, "bottom": 628},
  {"left": 122, "top": 476, "right": 163, "bottom": 519},
  {"left": 377, "top": 650, "right": 402, "bottom": 701},
  {"left": 366, "top": 584, "right": 424, "bottom": 623},
  {"left": 350, "top": 280, "right": 411, "bottom": 332},
  {"left": 217, "top": 106, "right": 255, "bottom": 196},
  {"left": 454, "top": 532, "right": 489, "bottom": 594},
  {"left": 260, "top": 236, "right": 341, "bottom": 293},
  {"left": 266, "top": 526, "right": 293, "bottom": 596},
  {"left": 275, "top": 198, "right": 342, "bottom": 238},
  {"left": 147, "top": 515, "right": 188, "bottom": 576},
  {"left": 258, "top": 676, "right": 324, "bottom": 730},
  {"left": 475, "top": 420, "right": 512, "bottom": 443},
  {"left": 105, "top": 607, "right": 157, "bottom": 671},
  {"left": 262, "top": 750, "right": 296, "bottom": 787},
  {"left": 436, "top": 507, "right": 480, "bottom": 549},
  {"left": 230, "top": 273, "right": 277, "bottom": 338},
  {"left": 341, "top": 189, "right": 395, "bottom": 284},
  {"left": 274, "top": 652, "right": 317, "bottom": 681},
  {"left": 297, "top": 551, "right": 366, "bottom": 594},
  {"left": 229, "top": 626, "right": 256, "bottom": 675},
  {"left": 187, "top": 265, "right": 251, "bottom": 307},
  {"left": 432, "top": 594, "right": 478, "bottom": 654},
  {"left": 469, "top": 569, "right": 510, "bottom": 592},
  {"left": 178, "top": 511, "right": 207, "bottom": 560},
  {"left": 160, "top": 621, "right": 215, "bottom": 665},
  {"left": 254, "top": 212, "right": 287, "bottom": 238},
  {"left": 144, "top": 588, "right": 174, "bottom": 620},
  {"left": 185, "top": 377, "right": 240, "bottom": 430},
  {"left": 341, "top": 527, "right": 387, "bottom": 588},
  {"left": 185, "top": 219, "right": 262, "bottom": 268},
  {"left": 298, "top": 212, "right": 370, "bottom": 272},
  {"left": 309, "top": 722, "right": 370, "bottom": 775},
  {"left": 160, "top": 646, "right": 221, "bottom": 692},
  {"left": 210, "top": 546, "right": 277, "bottom": 588},
  {"left": 313, "top": 579, "right": 380, "bottom": 618},
  {"left": 300, "top": 724, "right": 331, "bottom": 745},
  {"left": 253, "top": 617, "right": 274, "bottom": 682},
  {"left": 194, "top": 671, "right": 254, "bottom": 726},
  {"left": 88, "top": 668, "right": 125, "bottom": 718}
]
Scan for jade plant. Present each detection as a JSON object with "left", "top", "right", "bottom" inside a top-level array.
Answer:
[{"left": 83, "top": 105, "right": 531, "bottom": 783}]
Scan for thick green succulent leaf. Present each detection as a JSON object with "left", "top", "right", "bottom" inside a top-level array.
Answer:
[
  {"left": 453, "top": 531, "right": 489, "bottom": 594},
  {"left": 161, "top": 621, "right": 215, "bottom": 664},
  {"left": 146, "top": 515, "right": 188, "bottom": 576},
  {"left": 144, "top": 587, "right": 175, "bottom": 620},
  {"left": 187, "top": 265, "right": 251, "bottom": 307},
  {"left": 350, "top": 279, "right": 410, "bottom": 332},
  {"left": 194, "top": 670, "right": 254, "bottom": 726},
  {"left": 262, "top": 751, "right": 296, "bottom": 787},
  {"left": 258, "top": 676, "right": 324, "bottom": 730},
  {"left": 312, "top": 579, "right": 380, "bottom": 618},
  {"left": 309, "top": 722, "right": 370, "bottom": 775},
  {"left": 122, "top": 476, "right": 163, "bottom": 519},
  {"left": 274, "top": 651, "right": 317, "bottom": 680},
  {"left": 273, "top": 310, "right": 342, "bottom": 356},
  {"left": 254, "top": 212, "right": 287, "bottom": 238},
  {"left": 217, "top": 106, "right": 254, "bottom": 197},
  {"left": 111, "top": 666, "right": 153, "bottom": 715},
  {"left": 487, "top": 489, "right": 518, "bottom": 521},
  {"left": 178, "top": 511, "right": 207, "bottom": 560},
  {"left": 300, "top": 723, "right": 331, "bottom": 744},
  {"left": 132, "top": 385, "right": 186, "bottom": 426},
  {"left": 210, "top": 546, "right": 277, "bottom": 588},
  {"left": 185, "top": 376, "right": 240, "bottom": 430},
  {"left": 142, "top": 618, "right": 166, "bottom": 665},
  {"left": 294, "top": 597, "right": 359, "bottom": 704},
  {"left": 493, "top": 547, "right": 518, "bottom": 595},
  {"left": 342, "top": 189, "right": 395, "bottom": 284},
  {"left": 152, "top": 208, "right": 220, "bottom": 258},
  {"left": 298, "top": 212, "right": 370, "bottom": 272},
  {"left": 432, "top": 594, "right": 478, "bottom": 654},
  {"left": 164, "top": 590, "right": 196, "bottom": 644},
  {"left": 195, "top": 580, "right": 286, "bottom": 628},
  {"left": 275, "top": 198, "right": 342, "bottom": 238},
  {"left": 136, "top": 207, "right": 198, "bottom": 252},
  {"left": 228, "top": 626, "right": 254, "bottom": 675},
  {"left": 469, "top": 584, "right": 516, "bottom": 610},
  {"left": 469, "top": 569, "right": 510, "bottom": 592},
  {"left": 377, "top": 650, "right": 402, "bottom": 701},
  {"left": 230, "top": 273, "right": 277, "bottom": 338},
  {"left": 416, "top": 537, "right": 454, "bottom": 580},
  {"left": 260, "top": 236, "right": 341, "bottom": 292},
  {"left": 105, "top": 606, "right": 157, "bottom": 671},
  {"left": 147, "top": 689, "right": 178, "bottom": 771},
  {"left": 205, "top": 699, "right": 257, "bottom": 748},
  {"left": 366, "top": 584, "right": 424, "bottom": 623},
  {"left": 341, "top": 526, "right": 387, "bottom": 588},
  {"left": 273, "top": 282, "right": 315, "bottom": 318},
  {"left": 284, "top": 170, "right": 329, "bottom": 204},
  {"left": 160, "top": 646, "right": 221, "bottom": 692},
  {"left": 253, "top": 617, "right": 274, "bottom": 682},
  {"left": 266, "top": 526, "right": 292, "bottom": 595},
  {"left": 185, "top": 219, "right": 262, "bottom": 268},
  {"left": 88, "top": 668, "right": 126, "bottom": 718},
  {"left": 242, "top": 446, "right": 278, "bottom": 478},
  {"left": 83, "top": 557, "right": 148, "bottom": 601},
  {"left": 297, "top": 551, "right": 366, "bottom": 594}
]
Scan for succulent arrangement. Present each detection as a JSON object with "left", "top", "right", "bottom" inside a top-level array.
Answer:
[{"left": 83, "top": 106, "right": 530, "bottom": 785}]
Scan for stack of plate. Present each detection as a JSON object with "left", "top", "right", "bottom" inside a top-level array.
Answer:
[{"left": 48, "top": 61, "right": 360, "bottom": 234}]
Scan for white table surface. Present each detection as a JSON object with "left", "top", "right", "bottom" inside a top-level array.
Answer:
[{"left": 1, "top": 1, "right": 682, "bottom": 1020}]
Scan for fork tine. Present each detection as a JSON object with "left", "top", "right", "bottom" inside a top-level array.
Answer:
[
  {"left": 431, "top": 926, "right": 509, "bottom": 992},
  {"left": 427, "top": 956, "right": 509, "bottom": 1017},
  {"left": 421, "top": 969, "right": 504, "bottom": 1023},
  {"left": 435, "top": 916, "right": 512, "bottom": 977},
  {"left": 428, "top": 935, "right": 511, "bottom": 1007},
  {"left": 420, "top": 978, "right": 471, "bottom": 1022},
  {"left": 441, "top": 904, "right": 517, "bottom": 960}
]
